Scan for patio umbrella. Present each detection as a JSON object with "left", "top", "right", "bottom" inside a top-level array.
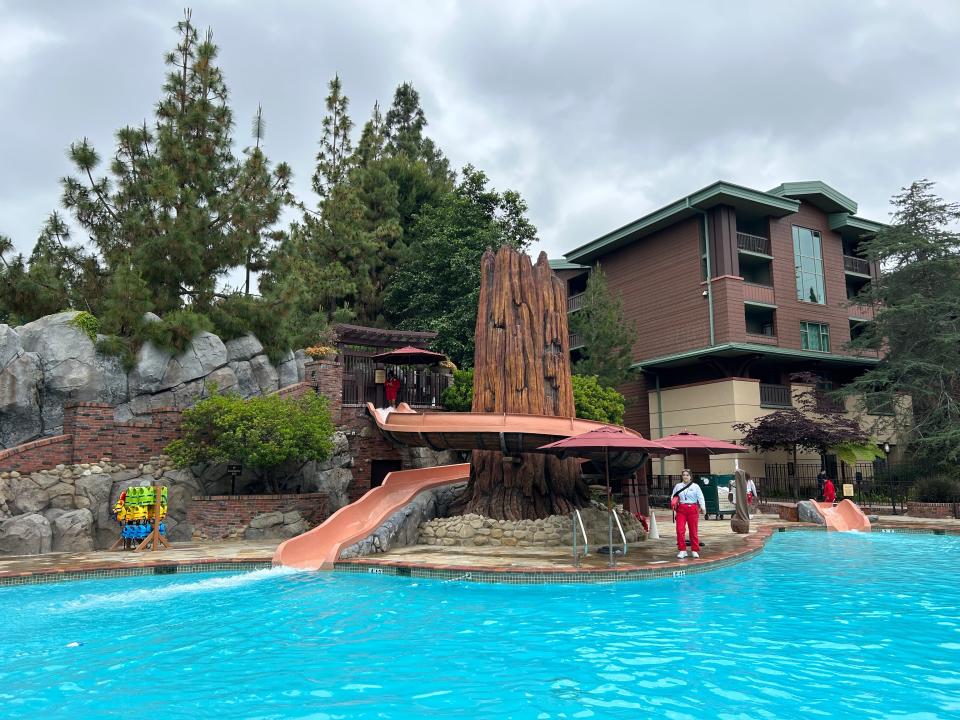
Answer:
[
  {"left": 538, "top": 426, "right": 676, "bottom": 566},
  {"left": 657, "top": 429, "right": 747, "bottom": 467},
  {"left": 370, "top": 346, "right": 448, "bottom": 365}
]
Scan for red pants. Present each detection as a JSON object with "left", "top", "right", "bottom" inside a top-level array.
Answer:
[{"left": 676, "top": 503, "right": 700, "bottom": 552}]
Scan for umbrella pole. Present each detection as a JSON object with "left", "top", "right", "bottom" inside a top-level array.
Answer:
[{"left": 607, "top": 447, "right": 614, "bottom": 568}]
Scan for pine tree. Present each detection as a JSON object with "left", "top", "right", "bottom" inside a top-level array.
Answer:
[
  {"left": 845, "top": 180, "right": 960, "bottom": 464},
  {"left": 60, "top": 10, "right": 289, "bottom": 318},
  {"left": 570, "top": 264, "right": 636, "bottom": 388},
  {"left": 354, "top": 101, "right": 385, "bottom": 169},
  {"left": 311, "top": 75, "right": 354, "bottom": 201}
]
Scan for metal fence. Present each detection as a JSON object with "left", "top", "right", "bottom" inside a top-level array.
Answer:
[{"left": 341, "top": 353, "right": 452, "bottom": 408}]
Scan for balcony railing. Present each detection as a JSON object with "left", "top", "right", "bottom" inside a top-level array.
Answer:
[
  {"left": 849, "top": 302, "right": 875, "bottom": 320},
  {"left": 569, "top": 332, "right": 583, "bottom": 349},
  {"left": 568, "top": 293, "right": 585, "bottom": 312},
  {"left": 746, "top": 332, "right": 778, "bottom": 346},
  {"left": 760, "top": 383, "right": 792, "bottom": 408},
  {"left": 743, "top": 282, "right": 775, "bottom": 305},
  {"left": 843, "top": 255, "right": 871, "bottom": 276},
  {"left": 736, "top": 232, "right": 771, "bottom": 256}
]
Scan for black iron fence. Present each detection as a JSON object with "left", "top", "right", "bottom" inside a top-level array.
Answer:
[{"left": 342, "top": 354, "right": 452, "bottom": 408}]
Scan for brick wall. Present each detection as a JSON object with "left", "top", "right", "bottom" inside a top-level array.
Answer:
[
  {"left": 309, "top": 359, "right": 343, "bottom": 423},
  {"left": 339, "top": 406, "right": 405, "bottom": 502},
  {"left": 63, "top": 401, "right": 182, "bottom": 466},
  {"left": 187, "top": 493, "right": 329, "bottom": 539},
  {"left": 906, "top": 502, "right": 959, "bottom": 519},
  {"left": 0, "top": 435, "right": 74, "bottom": 473}
]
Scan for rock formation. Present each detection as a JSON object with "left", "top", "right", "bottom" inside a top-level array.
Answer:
[
  {"left": 457, "top": 247, "right": 588, "bottom": 520},
  {"left": 0, "top": 311, "right": 307, "bottom": 449}
]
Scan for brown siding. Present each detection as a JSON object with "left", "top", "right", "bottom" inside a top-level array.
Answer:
[
  {"left": 601, "top": 216, "right": 709, "bottom": 360},
  {"left": 619, "top": 375, "right": 650, "bottom": 437},
  {"left": 766, "top": 203, "right": 856, "bottom": 354}
]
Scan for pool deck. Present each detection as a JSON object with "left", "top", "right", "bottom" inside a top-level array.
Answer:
[{"left": 1, "top": 513, "right": 958, "bottom": 586}]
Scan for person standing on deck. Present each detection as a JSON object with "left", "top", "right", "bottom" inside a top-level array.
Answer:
[
  {"left": 672, "top": 469, "right": 706, "bottom": 559},
  {"left": 385, "top": 372, "right": 401, "bottom": 408},
  {"left": 823, "top": 476, "right": 837, "bottom": 505}
]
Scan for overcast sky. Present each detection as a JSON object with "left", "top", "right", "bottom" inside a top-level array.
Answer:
[{"left": 2, "top": 0, "right": 959, "bottom": 285}]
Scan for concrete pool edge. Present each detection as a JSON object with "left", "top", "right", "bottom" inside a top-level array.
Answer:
[{"left": 1, "top": 522, "right": 956, "bottom": 587}]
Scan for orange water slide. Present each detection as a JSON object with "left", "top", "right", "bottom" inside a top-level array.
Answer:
[
  {"left": 273, "top": 463, "right": 470, "bottom": 570},
  {"left": 815, "top": 499, "right": 871, "bottom": 531}
]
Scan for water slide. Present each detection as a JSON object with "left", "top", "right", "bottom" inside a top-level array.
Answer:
[
  {"left": 274, "top": 404, "right": 647, "bottom": 570},
  {"left": 274, "top": 463, "right": 470, "bottom": 570},
  {"left": 814, "top": 499, "right": 871, "bottom": 531}
]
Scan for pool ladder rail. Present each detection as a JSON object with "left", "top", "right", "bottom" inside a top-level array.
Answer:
[{"left": 571, "top": 508, "right": 629, "bottom": 568}]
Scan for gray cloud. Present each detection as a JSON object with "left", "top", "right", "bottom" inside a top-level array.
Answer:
[{"left": 2, "top": 0, "right": 958, "bottom": 281}]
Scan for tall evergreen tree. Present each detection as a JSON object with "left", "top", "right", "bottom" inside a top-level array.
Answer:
[
  {"left": 354, "top": 101, "right": 385, "bottom": 169},
  {"left": 570, "top": 264, "right": 636, "bottom": 388},
  {"left": 60, "top": 9, "right": 290, "bottom": 319},
  {"left": 846, "top": 180, "right": 960, "bottom": 464},
  {"left": 311, "top": 74, "right": 354, "bottom": 201}
]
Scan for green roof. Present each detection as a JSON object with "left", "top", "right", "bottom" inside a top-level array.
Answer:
[
  {"left": 631, "top": 343, "right": 880, "bottom": 370},
  {"left": 828, "top": 212, "right": 886, "bottom": 240},
  {"left": 548, "top": 259, "right": 588, "bottom": 271},
  {"left": 565, "top": 181, "right": 800, "bottom": 264},
  {"left": 768, "top": 181, "right": 857, "bottom": 214}
]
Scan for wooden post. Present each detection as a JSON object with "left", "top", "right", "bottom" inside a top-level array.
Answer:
[{"left": 135, "top": 482, "right": 171, "bottom": 552}]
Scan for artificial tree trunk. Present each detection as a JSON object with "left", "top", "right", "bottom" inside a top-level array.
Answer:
[{"left": 456, "top": 246, "right": 589, "bottom": 520}]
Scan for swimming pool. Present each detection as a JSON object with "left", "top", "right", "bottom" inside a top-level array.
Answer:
[{"left": 1, "top": 531, "right": 958, "bottom": 719}]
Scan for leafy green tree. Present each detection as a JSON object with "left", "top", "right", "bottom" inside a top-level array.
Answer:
[
  {"left": 384, "top": 166, "right": 536, "bottom": 366},
  {"left": 846, "top": 180, "right": 960, "bottom": 464},
  {"left": 571, "top": 375, "right": 625, "bottom": 424},
  {"left": 571, "top": 263, "right": 636, "bottom": 388},
  {"left": 167, "top": 391, "right": 335, "bottom": 492},
  {"left": 60, "top": 10, "right": 290, "bottom": 318}
]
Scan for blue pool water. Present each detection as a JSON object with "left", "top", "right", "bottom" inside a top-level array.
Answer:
[{"left": 1, "top": 531, "right": 959, "bottom": 719}]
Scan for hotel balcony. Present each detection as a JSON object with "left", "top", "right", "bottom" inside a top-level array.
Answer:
[
  {"left": 743, "top": 282, "right": 775, "bottom": 305},
  {"left": 568, "top": 292, "right": 585, "bottom": 312},
  {"left": 843, "top": 254, "right": 871, "bottom": 277},
  {"left": 736, "top": 232, "right": 772, "bottom": 256}
]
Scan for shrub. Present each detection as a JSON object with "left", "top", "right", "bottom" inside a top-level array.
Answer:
[
  {"left": 572, "top": 374, "right": 625, "bottom": 425},
  {"left": 912, "top": 476, "right": 960, "bottom": 503},
  {"left": 441, "top": 369, "right": 474, "bottom": 412},
  {"left": 67, "top": 310, "right": 100, "bottom": 341},
  {"left": 142, "top": 309, "right": 213, "bottom": 354},
  {"left": 167, "top": 391, "right": 335, "bottom": 491},
  {"left": 304, "top": 345, "right": 336, "bottom": 360},
  {"left": 95, "top": 334, "right": 136, "bottom": 371}
]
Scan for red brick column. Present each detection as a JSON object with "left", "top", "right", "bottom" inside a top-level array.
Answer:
[
  {"left": 64, "top": 402, "right": 115, "bottom": 463},
  {"left": 307, "top": 359, "right": 343, "bottom": 423}
]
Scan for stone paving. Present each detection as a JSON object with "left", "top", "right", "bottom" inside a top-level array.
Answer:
[{"left": 1, "top": 511, "right": 958, "bottom": 584}]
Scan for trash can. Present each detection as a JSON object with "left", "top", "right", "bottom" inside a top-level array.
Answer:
[{"left": 695, "top": 473, "right": 736, "bottom": 520}]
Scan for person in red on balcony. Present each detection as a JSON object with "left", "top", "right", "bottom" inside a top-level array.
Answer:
[
  {"left": 823, "top": 476, "right": 837, "bottom": 505},
  {"left": 384, "top": 372, "right": 401, "bottom": 408}
]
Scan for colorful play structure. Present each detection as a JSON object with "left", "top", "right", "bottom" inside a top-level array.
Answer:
[{"left": 111, "top": 483, "right": 171, "bottom": 551}]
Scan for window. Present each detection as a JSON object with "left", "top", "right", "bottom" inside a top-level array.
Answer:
[
  {"left": 792, "top": 226, "right": 826, "bottom": 304},
  {"left": 800, "top": 322, "right": 830, "bottom": 352}
]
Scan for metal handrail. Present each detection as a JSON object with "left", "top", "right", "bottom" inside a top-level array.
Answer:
[
  {"left": 572, "top": 509, "right": 589, "bottom": 567},
  {"left": 611, "top": 509, "right": 628, "bottom": 558}
]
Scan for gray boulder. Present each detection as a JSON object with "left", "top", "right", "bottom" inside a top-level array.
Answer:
[
  {"left": 76, "top": 472, "right": 115, "bottom": 544},
  {"left": 229, "top": 360, "right": 258, "bottom": 397},
  {"left": 249, "top": 354, "right": 279, "bottom": 395},
  {"left": 203, "top": 365, "right": 238, "bottom": 395},
  {"left": 17, "top": 311, "right": 128, "bottom": 433},
  {"left": 225, "top": 335, "right": 264, "bottom": 362},
  {"left": 0, "top": 324, "right": 22, "bottom": 369},
  {"left": 0, "top": 513, "right": 52, "bottom": 555},
  {"left": 797, "top": 500, "right": 826, "bottom": 525},
  {"left": 0, "top": 350, "right": 42, "bottom": 447},
  {"left": 9, "top": 475, "right": 49, "bottom": 515},
  {"left": 51, "top": 508, "right": 95, "bottom": 552},
  {"left": 294, "top": 350, "right": 308, "bottom": 382},
  {"left": 276, "top": 350, "right": 298, "bottom": 388},
  {"left": 127, "top": 341, "right": 173, "bottom": 395}
]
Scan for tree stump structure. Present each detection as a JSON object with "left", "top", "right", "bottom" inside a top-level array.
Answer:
[{"left": 457, "top": 246, "right": 589, "bottom": 520}]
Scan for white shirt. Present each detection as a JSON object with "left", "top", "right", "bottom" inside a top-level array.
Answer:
[
  {"left": 730, "top": 479, "right": 757, "bottom": 504},
  {"left": 672, "top": 482, "right": 706, "bottom": 513}
]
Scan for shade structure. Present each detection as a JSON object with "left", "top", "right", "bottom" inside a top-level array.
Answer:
[
  {"left": 657, "top": 429, "right": 747, "bottom": 468},
  {"left": 657, "top": 430, "right": 747, "bottom": 455},
  {"left": 538, "top": 426, "right": 677, "bottom": 567},
  {"left": 370, "top": 345, "right": 447, "bottom": 365}
]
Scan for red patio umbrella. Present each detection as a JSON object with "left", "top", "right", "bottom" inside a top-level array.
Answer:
[
  {"left": 370, "top": 345, "right": 448, "bottom": 365},
  {"left": 538, "top": 426, "right": 676, "bottom": 566},
  {"left": 657, "top": 429, "right": 747, "bottom": 467}
]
